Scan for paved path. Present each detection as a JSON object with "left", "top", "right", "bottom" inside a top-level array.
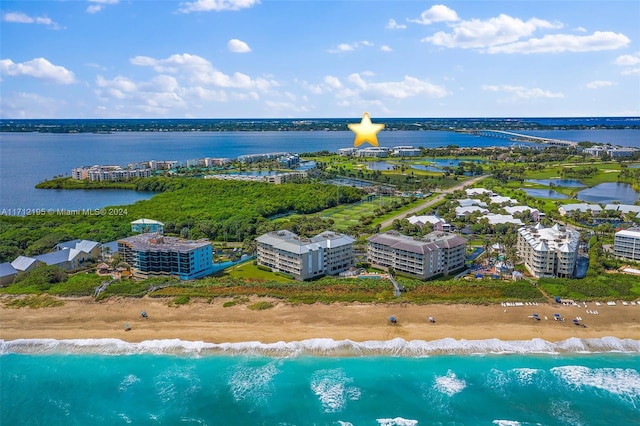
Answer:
[{"left": 378, "top": 174, "right": 489, "bottom": 230}]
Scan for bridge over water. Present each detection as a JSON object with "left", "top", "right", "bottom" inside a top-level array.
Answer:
[{"left": 470, "top": 130, "right": 578, "bottom": 147}]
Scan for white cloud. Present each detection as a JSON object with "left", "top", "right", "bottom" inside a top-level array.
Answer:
[
  {"left": 380, "top": 45, "right": 392, "bottom": 52},
  {"left": 178, "top": 0, "right": 259, "bottom": 13},
  {"left": 87, "top": 0, "right": 119, "bottom": 14},
  {"left": 328, "top": 41, "right": 374, "bottom": 53},
  {"left": 0, "top": 92, "right": 66, "bottom": 118},
  {"left": 386, "top": 19, "right": 406, "bottom": 30},
  {"left": 621, "top": 68, "right": 640, "bottom": 76},
  {"left": 423, "top": 14, "right": 561, "bottom": 49},
  {"left": 227, "top": 38, "right": 252, "bottom": 53},
  {"left": 615, "top": 52, "right": 640, "bottom": 66},
  {"left": 574, "top": 26, "right": 587, "bottom": 33},
  {"left": 0, "top": 57, "right": 75, "bottom": 84},
  {"left": 487, "top": 31, "right": 630, "bottom": 54},
  {"left": 323, "top": 75, "right": 342, "bottom": 89},
  {"left": 409, "top": 4, "right": 459, "bottom": 25},
  {"left": 312, "top": 73, "right": 448, "bottom": 106},
  {"left": 482, "top": 84, "right": 564, "bottom": 99},
  {"left": 3, "top": 12, "right": 61, "bottom": 28},
  {"left": 585, "top": 80, "right": 615, "bottom": 89},
  {"left": 130, "top": 53, "right": 275, "bottom": 91}
]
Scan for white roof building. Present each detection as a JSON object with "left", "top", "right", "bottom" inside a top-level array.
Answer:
[
  {"left": 455, "top": 205, "right": 490, "bottom": 217},
  {"left": 604, "top": 204, "right": 640, "bottom": 214},
  {"left": 489, "top": 195, "right": 519, "bottom": 205},
  {"left": 407, "top": 215, "right": 451, "bottom": 231},
  {"left": 458, "top": 198, "right": 488, "bottom": 208},
  {"left": 465, "top": 188, "right": 493, "bottom": 197},
  {"left": 558, "top": 203, "right": 603, "bottom": 216},
  {"left": 482, "top": 214, "right": 524, "bottom": 226}
]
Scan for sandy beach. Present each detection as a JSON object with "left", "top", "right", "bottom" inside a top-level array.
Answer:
[{"left": 2, "top": 296, "right": 639, "bottom": 344}]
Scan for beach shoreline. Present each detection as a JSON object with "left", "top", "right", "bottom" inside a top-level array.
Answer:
[{"left": 2, "top": 296, "right": 639, "bottom": 345}]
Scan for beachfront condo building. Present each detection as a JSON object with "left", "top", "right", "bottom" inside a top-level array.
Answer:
[
  {"left": 118, "top": 233, "right": 213, "bottom": 280},
  {"left": 613, "top": 228, "right": 640, "bottom": 261},
  {"left": 366, "top": 231, "right": 467, "bottom": 280},
  {"left": 256, "top": 230, "right": 355, "bottom": 281},
  {"left": 516, "top": 223, "right": 580, "bottom": 278},
  {"left": 131, "top": 218, "right": 165, "bottom": 235}
]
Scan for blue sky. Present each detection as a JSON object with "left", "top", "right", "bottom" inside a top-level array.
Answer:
[{"left": 1, "top": 0, "right": 639, "bottom": 118}]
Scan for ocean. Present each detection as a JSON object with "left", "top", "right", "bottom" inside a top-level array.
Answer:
[
  {"left": 1, "top": 128, "right": 639, "bottom": 212},
  {"left": 1, "top": 338, "right": 639, "bottom": 425}
]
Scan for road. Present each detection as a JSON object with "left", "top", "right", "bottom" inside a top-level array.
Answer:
[{"left": 378, "top": 174, "right": 490, "bottom": 230}]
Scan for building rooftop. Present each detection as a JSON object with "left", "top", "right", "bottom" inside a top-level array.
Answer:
[
  {"left": 616, "top": 227, "right": 640, "bottom": 237},
  {"left": 368, "top": 231, "right": 466, "bottom": 255},
  {"left": 604, "top": 204, "right": 640, "bottom": 214},
  {"left": 34, "top": 248, "right": 83, "bottom": 265},
  {"left": 131, "top": 218, "right": 165, "bottom": 226},
  {"left": 0, "top": 262, "right": 17, "bottom": 278},
  {"left": 11, "top": 256, "right": 38, "bottom": 271},
  {"left": 518, "top": 224, "right": 580, "bottom": 253},
  {"left": 118, "top": 233, "right": 211, "bottom": 253},
  {"left": 256, "top": 230, "right": 354, "bottom": 254},
  {"left": 559, "top": 203, "right": 603, "bottom": 212}
]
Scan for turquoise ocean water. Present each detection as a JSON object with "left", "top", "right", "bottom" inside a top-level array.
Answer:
[{"left": 2, "top": 338, "right": 639, "bottom": 425}]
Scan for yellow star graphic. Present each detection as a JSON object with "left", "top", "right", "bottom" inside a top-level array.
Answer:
[{"left": 348, "top": 112, "right": 385, "bottom": 147}]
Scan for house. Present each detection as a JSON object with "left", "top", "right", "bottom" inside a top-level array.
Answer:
[
  {"left": 256, "top": 230, "right": 354, "bottom": 281},
  {"left": 34, "top": 249, "right": 88, "bottom": 271},
  {"left": 455, "top": 205, "right": 490, "bottom": 218},
  {"left": 482, "top": 214, "right": 523, "bottom": 226},
  {"left": 489, "top": 195, "right": 519, "bottom": 205},
  {"left": 10, "top": 256, "right": 41, "bottom": 273},
  {"left": 367, "top": 231, "right": 467, "bottom": 280},
  {"left": 407, "top": 215, "right": 451, "bottom": 232},
  {"left": 458, "top": 198, "right": 488, "bottom": 208},
  {"left": 558, "top": 203, "right": 602, "bottom": 216},
  {"left": 604, "top": 204, "right": 640, "bottom": 217},
  {"left": 55, "top": 239, "right": 102, "bottom": 259},
  {"left": 465, "top": 188, "right": 493, "bottom": 197},
  {"left": 0, "top": 262, "right": 18, "bottom": 286},
  {"left": 504, "top": 205, "right": 540, "bottom": 222}
]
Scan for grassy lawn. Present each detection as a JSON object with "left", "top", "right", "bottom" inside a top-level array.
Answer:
[{"left": 219, "top": 262, "right": 294, "bottom": 283}]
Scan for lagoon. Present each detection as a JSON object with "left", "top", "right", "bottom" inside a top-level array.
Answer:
[
  {"left": 576, "top": 183, "right": 640, "bottom": 204},
  {"left": 525, "top": 179, "right": 585, "bottom": 187},
  {"left": 521, "top": 188, "right": 569, "bottom": 199}
]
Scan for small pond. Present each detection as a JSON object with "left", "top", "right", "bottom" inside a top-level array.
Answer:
[
  {"left": 366, "top": 161, "right": 395, "bottom": 171},
  {"left": 525, "top": 179, "right": 585, "bottom": 187},
  {"left": 521, "top": 188, "right": 569, "bottom": 199},
  {"left": 576, "top": 182, "right": 640, "bottom": 204}
]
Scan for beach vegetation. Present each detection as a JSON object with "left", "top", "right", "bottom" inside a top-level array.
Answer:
[
  {"left": 248, "top": 301, "right": 274, "bottom": 310},
  {"left": 3, "top": 294, "right": 64, "bottom": 309},
  {"left": 171, "top": 295, "right": 191, "bottom": 306}
]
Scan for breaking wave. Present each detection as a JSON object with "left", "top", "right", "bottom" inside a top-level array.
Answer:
[{"left": 1, "top": 336, "right": 639, "bottom": 357}]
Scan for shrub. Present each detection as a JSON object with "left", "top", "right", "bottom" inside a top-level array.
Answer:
[
  {"left": 256, "top": 265, "right": 272, "bottom": 272},
  {"left": 248, "top": 301, "right": 274, "bottom": 310},
  {"left": 222, "top": 300, "right": 238, "bottom": 308},
  {"left": 173, "top": 295, "right": 190, "bottom": 305}
]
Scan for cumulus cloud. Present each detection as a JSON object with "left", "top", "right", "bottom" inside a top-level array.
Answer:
[
  {"left": 310, "top": 73, "right": 447, "bottom": 106},
  {"left": 178, "top": 0, "right": 259, "bottom": 13},
  {"left": 87, "top": 0, "right": 119, "bottom": 14},
  {"left": 0, "top": 57, "right": 75, "bottom": 84},
  {"left": 227, "top": 38, "right": 252, "bottom": 53},
  {"left": 621, "top": 68, "right": 640, "bottom": 76},
  {"left": 409, "top": 4, "right": 459, "bottom": 25},
  {"left": 386, "top": 19, "right": 406, "bottom": 30},
  {"left": 328, "top": 40, "right": 375, "bottom": 53},
  {"left": 487, "top": 31, "right": 630, "bottom": 54},
  {"left": 585, "top": 80, "right": 615, "bottom": 89},
  {"left": 3, "top": 12, "right": 61, "bottom": 28},
  {"left": 129, "top": 53, "right": 276, "bottom": 91},
  {"left": 615, "top": 52, "right": 640, "bottom": 66},
  {"left": 380, "top": 45, "right": 392, "bottom": 52},
  {"left": 482, "top": 84, "right": 564, "bottom": 99},
  {"left": 423, "top": 14, "right": 561, "bottom": 49},
  {"left": 0, "top": 92, "right": 66, "bottom": 118}
]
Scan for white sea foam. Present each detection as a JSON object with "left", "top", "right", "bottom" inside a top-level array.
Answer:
[
  {"left": 511, "top": 368, "right": 540, "bottom": 385},
  {"left": 2, "top": 336, "right": 639, "bottom": 357},
  {"left": 310, "top": 368, "right": 360, "bottom": 413},
  {"left": 492, "top": 421, "right": 521, "bottom": 426},
  {"left": 228, "top": 361, "right": 279, "bottom": 404},
  {"left": 376, "top": 417, "right": 419, "bottom": 426},
  {"left": 118, "top": 374, "right": 141, "bottom": 392},
  {"left": 551, "top": 365, "right": 640, "bottom": 406},
  {"left": 434, "top": 370, "right": 466, "bottom": 396}
]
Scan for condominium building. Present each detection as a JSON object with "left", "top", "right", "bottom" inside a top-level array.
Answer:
[
  {"left": 72, "top": 165, "right": 153, "bottom": 181},
  {"left": 366, "top": 231, "right": 467, "bottom": 280},
  {"left": 614, "top": 228, "right": 640, "bottom": 261},
  {"left": 118, "top": 233, "right": 213, "bottom": 280},
  {"left": 516, "top": 223, "right": 580, "bottom": 278},
  {"left": 256, "top": 230, "right": 355, "bottom": 281},
  {"left": 131, "top": 218, "right": 165, "bottom": 234}
]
